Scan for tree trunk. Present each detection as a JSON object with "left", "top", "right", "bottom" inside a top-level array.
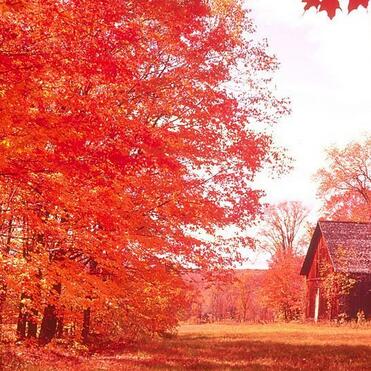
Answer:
[
  {"left": 0, "top": 279, "right": 6, "bottom": 341},
  {"left": 82, "top": 307, "right": 91, "bottom": 344},
  {"left": 5, "top": 217, "right": 13, "bottom": 254},
  {"left": 39, "top": 283, "right": 61, "bottom": 344},
  {"left": 56, "top": 316, "right": 64, "bottom": 338},
  {"left": 17, "top": 293, "right": 39, "bottom": 340},
  {"left": 39, "top": 305, "right": 58, "bottom": 344},
  {"left": 27, "top": 309, "right": 38, "bottom": 338},
  {"left": 16, "top": 293, "right": 27, "bottom": 339}
]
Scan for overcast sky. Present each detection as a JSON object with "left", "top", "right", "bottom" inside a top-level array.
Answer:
[
  {"left": 250, "top": 1, "right": 371, "bottom": 211},
  {"left": 242, "top": 0, "right": 371, "bottom": 268}
]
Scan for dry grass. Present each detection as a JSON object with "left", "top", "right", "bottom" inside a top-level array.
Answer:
[{"left": 1, "top": 323, "right": 371, "bottom": 370}]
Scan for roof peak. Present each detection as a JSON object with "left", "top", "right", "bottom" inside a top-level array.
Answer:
[
  {"left": 319, "top": 220, "right": 370, "bottom": 225},
  {"left": 301, "top": 219, "right": 371, "bottom": 275}
]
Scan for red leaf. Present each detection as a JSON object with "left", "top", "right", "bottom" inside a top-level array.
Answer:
[
  {"left": 302, "top": 0, "right": 321, "bottom": 10},
  {"left": 319, "top": 0, "right": 341, "bottom": 19},
  {"left": 348, "top": 0, "right": 369, "bottom": 12}
]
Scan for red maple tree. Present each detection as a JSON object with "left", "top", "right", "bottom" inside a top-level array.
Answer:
[{"left": 0, "top": 0, "right": 288, "bottom": 344}]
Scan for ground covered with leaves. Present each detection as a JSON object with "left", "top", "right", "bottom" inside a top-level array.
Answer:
[{"left": 1, "top": 323, "right": 371, "bottom": 370}]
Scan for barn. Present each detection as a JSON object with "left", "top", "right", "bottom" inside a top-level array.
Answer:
[{"left": 300, "top": 221, "right": 371, "bottom": 321}]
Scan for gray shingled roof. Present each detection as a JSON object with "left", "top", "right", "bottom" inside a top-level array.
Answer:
[
  {"left": 319, "top": 221, "right": 371, "bottom": 274},
  {"left": 300, "top": 221, "right": 371, "bottom": 275}
]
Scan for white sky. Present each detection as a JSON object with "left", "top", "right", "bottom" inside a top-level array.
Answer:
[
  {"left": 241, "top": 0, "right": 371, "bottom": 268},
  {"left": 250, "top": 0, "right": 371, "bottom": 211}
]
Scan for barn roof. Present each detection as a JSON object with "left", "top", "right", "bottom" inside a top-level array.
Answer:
[{"left": 300, "top": 221, "right": 371, "bottom": 276}]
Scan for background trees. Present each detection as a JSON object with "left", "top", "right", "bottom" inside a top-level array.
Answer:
[
  {"left": 259, "top": 252, "right": 305, "bottom": 321},
  {"left": 315, "top": 136, "right": 370, "bottom": 222},
  {"left": 0, "top": 0, "right": 287, "bottom": 343},
  {"left": 257, "top": 201, "right": 309, "bottom": 320},
  {"left": 258, "top": 201, "right": 310, "bottom": 256},
  {"left": 185, "top": 269, "right": 272, "bottom": 323}
]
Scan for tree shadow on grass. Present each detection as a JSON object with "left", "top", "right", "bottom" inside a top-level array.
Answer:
[
  {"left": 96, "top": 337, "right": 371, "bottom": 370},
  {"left": 1, "top": 337, "right": 370, "bottom": 370}
]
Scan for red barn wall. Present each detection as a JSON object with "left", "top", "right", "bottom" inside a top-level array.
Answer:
[
  {"left": 346, "top": 275, "right": 371, "bottom": 319},
  {"left": 305, "top": 236, "right": 334, "bottom": 320}
]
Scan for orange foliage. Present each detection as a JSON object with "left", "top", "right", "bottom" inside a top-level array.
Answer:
[
  {"left": 259, "top": 252, "right": 305, "bottom": 321},
  {"left": 315, "top": 137, "right": 370, "bottom": 222},
  {"left": 0, "top": 0, "right": 288, "bottom": 344},
  {"left": 185, "top": 269, "right": 272, "bottom": 323}
]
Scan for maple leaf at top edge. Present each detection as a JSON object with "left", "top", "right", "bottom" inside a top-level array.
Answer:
[
  {"left": 319, "top": 0, "right": 341, "bottom": 19},
  {"left": 348, "top": 0, "right": 369, "bottom": 13},
  {"left": 302, "top": 0, "right": 321, "bottom": 10}
]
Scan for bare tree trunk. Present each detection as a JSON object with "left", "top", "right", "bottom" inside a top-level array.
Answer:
[
  {"left": 5, "top": 216, "right": 13, "bottom": 254},
  {"left": 56, "top": 316, "right": 64, "bottom": 338},
  {"left": 39, "top": 283, "right": 61, "bottom": 344},
  {"left": 27, "top": 309, "right": 38, "bottom": 338},
  {"left": 16, "top": 292, "right": 38, "bottom": 340},
  {"left": 82, "top": 307, "right": 91, "bottom": 345},
  {"left": 0, "top": 280, "right": 6, "bottom": 342},
  {"left": 17, "top": 293, "right": 27, "bottom": 339},
  {"left": 39, "top": 305, "right": 58, "bottom": 344}
]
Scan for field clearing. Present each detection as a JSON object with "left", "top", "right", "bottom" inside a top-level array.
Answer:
[
  {"left": 1, "top": 323, "right": 371, "bottom": 370},
  {"left": 179, "top": 322, "right": 371, "bottom": 346}
]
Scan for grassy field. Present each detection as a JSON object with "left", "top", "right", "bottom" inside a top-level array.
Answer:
[{"left": 1, "top": 323, "right": 371, "bottom": 370}]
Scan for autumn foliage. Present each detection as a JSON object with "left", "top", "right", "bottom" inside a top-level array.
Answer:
[
  {"left": 255, "top": 202, "right": 308, "bottom": 321},
  {"left": 260, "top": 252, "right": 305, "bottom": 321},
  {"left": 0, "top": 0, "right": 287, "bottom": 345},
  {"left": 315, "top": 137, "right": 370, "bottom": 222},
  {"left": 185, "top": 269, "right": 273, "bottom": 323}
]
